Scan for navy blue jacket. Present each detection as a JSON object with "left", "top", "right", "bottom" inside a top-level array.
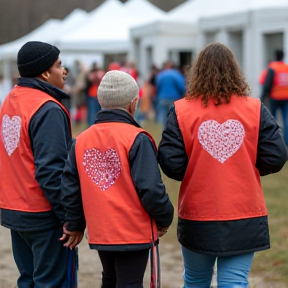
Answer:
[
  {"left": 1, "top": 77, "right": 72, "bottom": 231},
  {"left": 61, "top": 109, "right": 174, "bottom": 250},
  {"left": 158, "top": 102, "right": 287, "bottom": 256}
]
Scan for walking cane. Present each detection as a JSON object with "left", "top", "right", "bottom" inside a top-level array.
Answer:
[
  {"left": 150, "top": 219, "right": 161, "bottom": 288},
  {"left": 67, "top": 247, "right": 78, "bottom": 288}
]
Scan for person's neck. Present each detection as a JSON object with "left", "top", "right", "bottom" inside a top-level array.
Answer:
[{"left": 102, "top": 107, "right": 133, "bottom": 116}]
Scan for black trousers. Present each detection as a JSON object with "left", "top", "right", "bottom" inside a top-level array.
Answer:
[
  {"left": 11, "top": 226, "right": 75, "bottom": 288},
  {"left": 98, "top": 249, "right": 149, "bottom": 288}
]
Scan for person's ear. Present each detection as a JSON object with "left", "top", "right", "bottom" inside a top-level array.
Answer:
[
  {"left": 131, "top": 97, "right": 139, "bottom": 114},
  {"left": 40, "top": 71, "right": 50, "bottom": 81}
]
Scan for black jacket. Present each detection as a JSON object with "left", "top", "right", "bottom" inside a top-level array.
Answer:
[
  {"left": 61, "top": 109, "right": 174, "bottom": 251},
  {"left": 158, "top": 102, "right": 287, "bottom": 256},
  {"left": 260, "top": 68, "right": 275, "bottom": 101},
  {"left": 1, "top": 77, "right": 72, "bottom": 231}
]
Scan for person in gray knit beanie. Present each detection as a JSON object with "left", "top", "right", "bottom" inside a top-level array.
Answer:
[{"left": 98, "top": 70, "right": 139, "bottom": 109}]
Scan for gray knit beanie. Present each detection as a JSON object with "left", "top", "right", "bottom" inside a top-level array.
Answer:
[{"left": 98, "top": 70, "right": 139, "bottom": 108}]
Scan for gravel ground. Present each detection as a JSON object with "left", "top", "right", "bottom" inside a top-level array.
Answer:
[{"left": 0, "top": 226, "right": 286, "bottom": 288}]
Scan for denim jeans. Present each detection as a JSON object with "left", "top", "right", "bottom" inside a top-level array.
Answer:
[
  {"left": 269, "top": 98, "right": 288, "bottom": 146},
  {"left": 11, "top": 226, "right": 76, "bottom": 288},
  {"left": 181, "top": 246, "right": 254, "bottom": 288},
  {"left": 156, "top": 99, "right": 175, "bottom": 129},
  {"left": 86, "top": 95, "right": 101, "bottom": 127}
]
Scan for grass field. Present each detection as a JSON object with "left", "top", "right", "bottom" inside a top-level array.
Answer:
[{"left": 73, "top": 120, "right": 288, "bottom": 286}]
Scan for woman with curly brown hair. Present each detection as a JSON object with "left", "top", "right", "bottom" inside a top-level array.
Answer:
[{"left": 158, "top": 43, "right": 287, "bottom": 288}]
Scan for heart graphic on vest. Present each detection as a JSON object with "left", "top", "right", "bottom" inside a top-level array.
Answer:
[
  {"left": 83, "top": 148, "right": 122, "bottom": 191},
  {"left": 198, "top": 119, "right": 245, "bottom": 163},
  {"left": 2, "top": 114, "right": 21, "bottom": 156}
]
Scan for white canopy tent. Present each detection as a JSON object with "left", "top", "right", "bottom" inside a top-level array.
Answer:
[
  {"left": 0, "top": 9, "right": 88, "bottom": 99},
  {"left": 0, "top": 19, "right": 61, "bottom": 60},
  {"left": 167, "top": 0, "right": 288, "bottom": 21},
  {"left": 0, "top": 9, "right": 88, "bottom": 60},
  {"left": 130, "top": 0, "right": 288, "bottom": 85},
  {"left": 197, "top": 0, "right": 288, "bottom": 96},
  {"left": 58, "top": 0, "right": 166, "bottom": 54}
]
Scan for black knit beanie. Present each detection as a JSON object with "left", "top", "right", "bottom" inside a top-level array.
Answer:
[{"left": 17, "top": 41, "right": 60, "bottom": 77}]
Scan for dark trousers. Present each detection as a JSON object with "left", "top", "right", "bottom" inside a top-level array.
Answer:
[
  {"left": 269, "top": 98, "right": 288, "bottom": 146},
  {"left": 98, "top": 249, "right": 149, "bottom": 288},
  {"left": 86, "top": 95, "right": 101, "bottom": 127},
  {"left": 11, "top": 226, "right": 76, "bottom": 288}
]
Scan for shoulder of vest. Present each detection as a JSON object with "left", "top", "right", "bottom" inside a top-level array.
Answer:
[{"left": 269, "top": 61, "right": 287, "bottom": 69}]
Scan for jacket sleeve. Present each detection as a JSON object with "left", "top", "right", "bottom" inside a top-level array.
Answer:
[
  {"left": 256, "top": 102, "right": 288, "bottom": 176},
  {"left": 158, "top": 106, "right": 188, "bottom": 181},
  {"left": 61, "top": 139, "right": 86, "bottom": 231},
  {"left": 260, "top": 68, "right": 274, "bottom": 101},
  {"left": 129, "top": 133, "right": 174, "bottom": 228},
  {"left": 29, "top": 102, "right": 72, "bottom": 222}
]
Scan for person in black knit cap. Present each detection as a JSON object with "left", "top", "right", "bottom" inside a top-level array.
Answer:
[{"left": 0, "top": 41, "right": 84, "bottom": 287}]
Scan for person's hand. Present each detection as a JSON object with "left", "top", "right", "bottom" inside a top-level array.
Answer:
[
  {"left": 157, "top": 226, "right": 169, "bottom": 238},
  {"left": 59, "top": 224, "right": 84, "bottom": 250}
]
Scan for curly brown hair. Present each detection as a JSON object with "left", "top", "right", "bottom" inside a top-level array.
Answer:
[{"left": 186, "top": 43, "right": 250, "bottom": 106}]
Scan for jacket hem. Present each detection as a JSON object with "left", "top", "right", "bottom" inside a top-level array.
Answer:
[
  {"left": 89, "top": 242, "right": 155, "bottom": 251},
  {"left": 179, "top": 241, "right": 270, "bottom": 257}
]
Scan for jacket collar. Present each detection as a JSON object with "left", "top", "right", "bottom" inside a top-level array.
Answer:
[
  {"left": 94, "top": 109, "right": 141, "bottom": 128},
  {"left": 17, "top": 77, "right": 69, "bottom": 103}
]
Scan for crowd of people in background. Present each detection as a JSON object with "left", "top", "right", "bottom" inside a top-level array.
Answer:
[{"left": 62, "top": 58, "right": 186, "bottom": 129}]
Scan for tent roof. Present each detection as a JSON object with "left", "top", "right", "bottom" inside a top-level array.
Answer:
[
  {"left": 59, "top": 0, "right": 166, "bottom": 52},
  {"left": 166, "top": 0, "right": 288, "bottom": 23},
  {"left": 0, "top": 9, "right": 88, "bottom": 59}
]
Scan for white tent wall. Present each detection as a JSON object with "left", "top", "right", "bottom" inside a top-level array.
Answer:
[
  {"left": 0, "top": 60, "right": 12, "bottom": 104},
  {"left": 130, "top": 0, "right": 288, "bottom": 97},
  {"left": 253, "top": 7, "right": 288, "bottom": 98},
  {"left": 130, "top": 21, "right": 196, "bottom": 80},
  {"left": 198, "top": 6, "right": 288, "bottom": 98}
]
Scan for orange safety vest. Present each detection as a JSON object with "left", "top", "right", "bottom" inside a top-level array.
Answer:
[
  {"left": 174, "top": 96, "right": 267, "bottom": 221},
  {"left": 268, "top": 61, "right": 288, "bottom": 100},
  {"left": 75, "top": 122, "right": 158, "bottom": 245},
  {"left": 88, "top": 83, "right": 98, "bottom": 97},
  {"left": 0, "top": 86, "right": 71, "bottom": 212}
]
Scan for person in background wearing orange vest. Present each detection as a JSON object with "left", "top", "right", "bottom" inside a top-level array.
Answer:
[
  {"left": 260, "top": 49, "right": 288, "bottom": 146},
  {"left": 158, "top": 43, "right": 287, "bottom": 288},
  {"left": 0, "top": 41, "right": 83, "bottom": 288},
  {"left": 60, "top": 70, "right": 174, "bottom": 288},
  {"left": 85, "top": 62, "right": 105, "bottom": 127}
]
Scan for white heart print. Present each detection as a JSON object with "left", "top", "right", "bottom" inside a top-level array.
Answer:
[
  {"left": 2, "top": 114, "right": 21, "bottom": 156},
  {"left": 83, "top": 148, "right": 121, "bottom": 191},
  {"left": 198, "top": 119, "right": 245, "bottom": 163}
]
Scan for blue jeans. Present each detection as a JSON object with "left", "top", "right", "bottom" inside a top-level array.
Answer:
[
  {"left": 86, "top": 95, "right": 101, "bottom": 127},
  {"left": 11, "top": 226, "right": 77, "bottom": 288},
  {"left": 156, "top": 99, "right": 175, "bottom": 129},
  {"left": 269, "top": 98, "right": 288, "bottom": 146},
  {"left": 181, "top": 246, "right": 254, "bottom": 288}
]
